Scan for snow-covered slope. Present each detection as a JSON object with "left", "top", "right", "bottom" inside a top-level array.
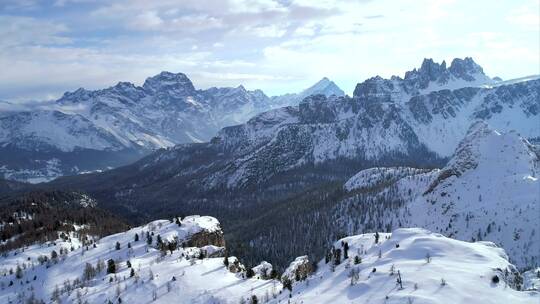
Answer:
[
  {"left": 276, "top": 228, "right": 538, "bottom": 304},
  {"left": 0, "top": 216, "right": 283, "bottom": 304},
  {"left": 341, "top": 123, "right": 539, "bottom": 269}
]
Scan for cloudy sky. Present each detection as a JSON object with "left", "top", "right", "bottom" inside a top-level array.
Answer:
[{"left": 0, "top": 0, "right": 538, "bottom": 101}]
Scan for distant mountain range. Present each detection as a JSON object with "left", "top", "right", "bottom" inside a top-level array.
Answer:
[{"left": 0, "top": 75, "right": 344, "bottom": 182}]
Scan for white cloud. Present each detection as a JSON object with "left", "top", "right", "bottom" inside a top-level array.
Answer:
[
  {"left": 0, "top": 0, "right": 538, "bottom": 100},
  {"left": 129, "top": 11, "right": 164, "bottom": 30},
  {"left": 0, "top": 16, "right": 71, "bottom": 48}
]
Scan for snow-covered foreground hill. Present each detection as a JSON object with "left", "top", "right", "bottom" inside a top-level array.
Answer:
[
  {"left": 275, "top": 228, "right": 538, "bottom": 304},
  {"left": 0, "top": 215, "right": 537, "bottom": 303},
  {"left": 0, "top": 216, "right": 283, "bottom": 304},
  {"left": 340, "top": 122, "right": 539, "bottom": 269}
]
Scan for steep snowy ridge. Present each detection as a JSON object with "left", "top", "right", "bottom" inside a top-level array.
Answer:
[
  {"left": 341, "top": 123, "right": 539, "bottom": 269},
  {"left": 413, "top": 123, "right": 539, "bottom": 268},
  {"left": 344, "top": 167, "right": 436, "bottom": 192}
]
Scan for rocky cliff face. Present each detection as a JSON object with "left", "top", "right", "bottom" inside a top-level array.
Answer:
[{"left": 187, "top": 230, "right": 226, "bottom": 248}]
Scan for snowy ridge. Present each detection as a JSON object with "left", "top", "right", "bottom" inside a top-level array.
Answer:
[
  {"left": 414, "top": 123, "right": 539, "bottom": 268},
  {"left": 339, "top": 123, "right": 539, "bottom": 269},
  {"left": 274, "top": 228, "right": 537, "bottom": 303},
  {"left": 344, "top": 167, "right": 435, "bottom": 192}
]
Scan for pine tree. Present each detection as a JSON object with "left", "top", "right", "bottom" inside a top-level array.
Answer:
[
  {"left": 130, "top": 268, "right": 135, "bottom": 278},
  {"left": 223, "top": 253, "right": 229, "bottom": 267},
  {"left": 134, "top": 233, "right": 139, "bottom": 242},
  {"left": 246, "top": 268, "right": 255, "bottom": 278},
  {"left": 250, "top": 295, "right": 258, "bottom": 304},
  {"left": 354, "top": 256, "right": 361, "bottom": 265},
  {"left": 282, "top": 277, "right": 292, "bottom": 292},
  {"left": 15, "top": 265, "right": 23, "bottom": 279},
  {"left": 375, "top": 232, "right": 380, "bottom": 244},
  {"left": 295, "top": 269, "right": 301, "bottom": 282},
  {"left": 343, "top": 242, "right": 349, "bottom": 259},
  {"left": 334, "top": 249, "right": 342, "bottom": 265},
  {"left": 106, "top": 259, "right": 116, "bottom": 274},
  {"left": 83, "top": 262, "right": 96, "bottom": 281},
  {"left": 96, "top": 259, "right": 105, "bottom": 273}
]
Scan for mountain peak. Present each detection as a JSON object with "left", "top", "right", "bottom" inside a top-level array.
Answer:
[
  {"left": 417, "top": 58, "right": 447, "bottom": 80},
  {"left": 142, "top": 71, "right": 196, "bottom": 95},
  {"left": 449, "top": 57, "right": 485, "bottom": 81},
  {"left": 354, "top": 57, "right": 492, "bottom": 99},
  {"left": 301, "top": 77, "right": 345, "bottom": 98}
]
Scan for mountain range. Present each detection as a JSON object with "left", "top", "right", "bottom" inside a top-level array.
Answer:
[
  {"left": 0, "top": 56, "right": 539, "bottom": 303},
  {"left": 0, "top": 75, "right": 344, "bottom": 183},
  {"left": 9, "top": 57, "right": 534, "bottom": 271}
]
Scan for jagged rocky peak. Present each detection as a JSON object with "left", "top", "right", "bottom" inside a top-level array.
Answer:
[
  {"left": 404, "top": 58, "right": 448, "bottom": 81},
  {"left": 405, "top": 57, "right": 486, "bottom": 82},
  {"left": 112, "top": 81, "right": 137, "bottom": 91},
  {"left": 352, "top": 75, "right": 396, "bottom": 101},
  {"left": 448, "top": 57, "right": 485, "bottom": 80},
  {"left": 353, "top": 57, "right": 493, "bottom": 99},
  {"left": 142, "top": 71, "right": 196, "bottom": 95},
  {"left": 58, "top": 87, "right": 93, "bottom": 103}
]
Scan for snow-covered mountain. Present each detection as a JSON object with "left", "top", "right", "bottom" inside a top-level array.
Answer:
[
  {"left": 0, "top": 74, "right": 343, "bottom": 183},
  {"left": 30, "top": 57, "right": 538, "bottom": 270},
  {"left": 270, "top": 77, "right": 345, "bottom": 107},
  {"left": 339, "top": 122, "right": 539, "bottom": 269},
  {"left": 1, "top": 213, "right": 537, "bottom": 303},
  {"left": 202, "top": 58, "right": 537, "bottom": 188}
]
